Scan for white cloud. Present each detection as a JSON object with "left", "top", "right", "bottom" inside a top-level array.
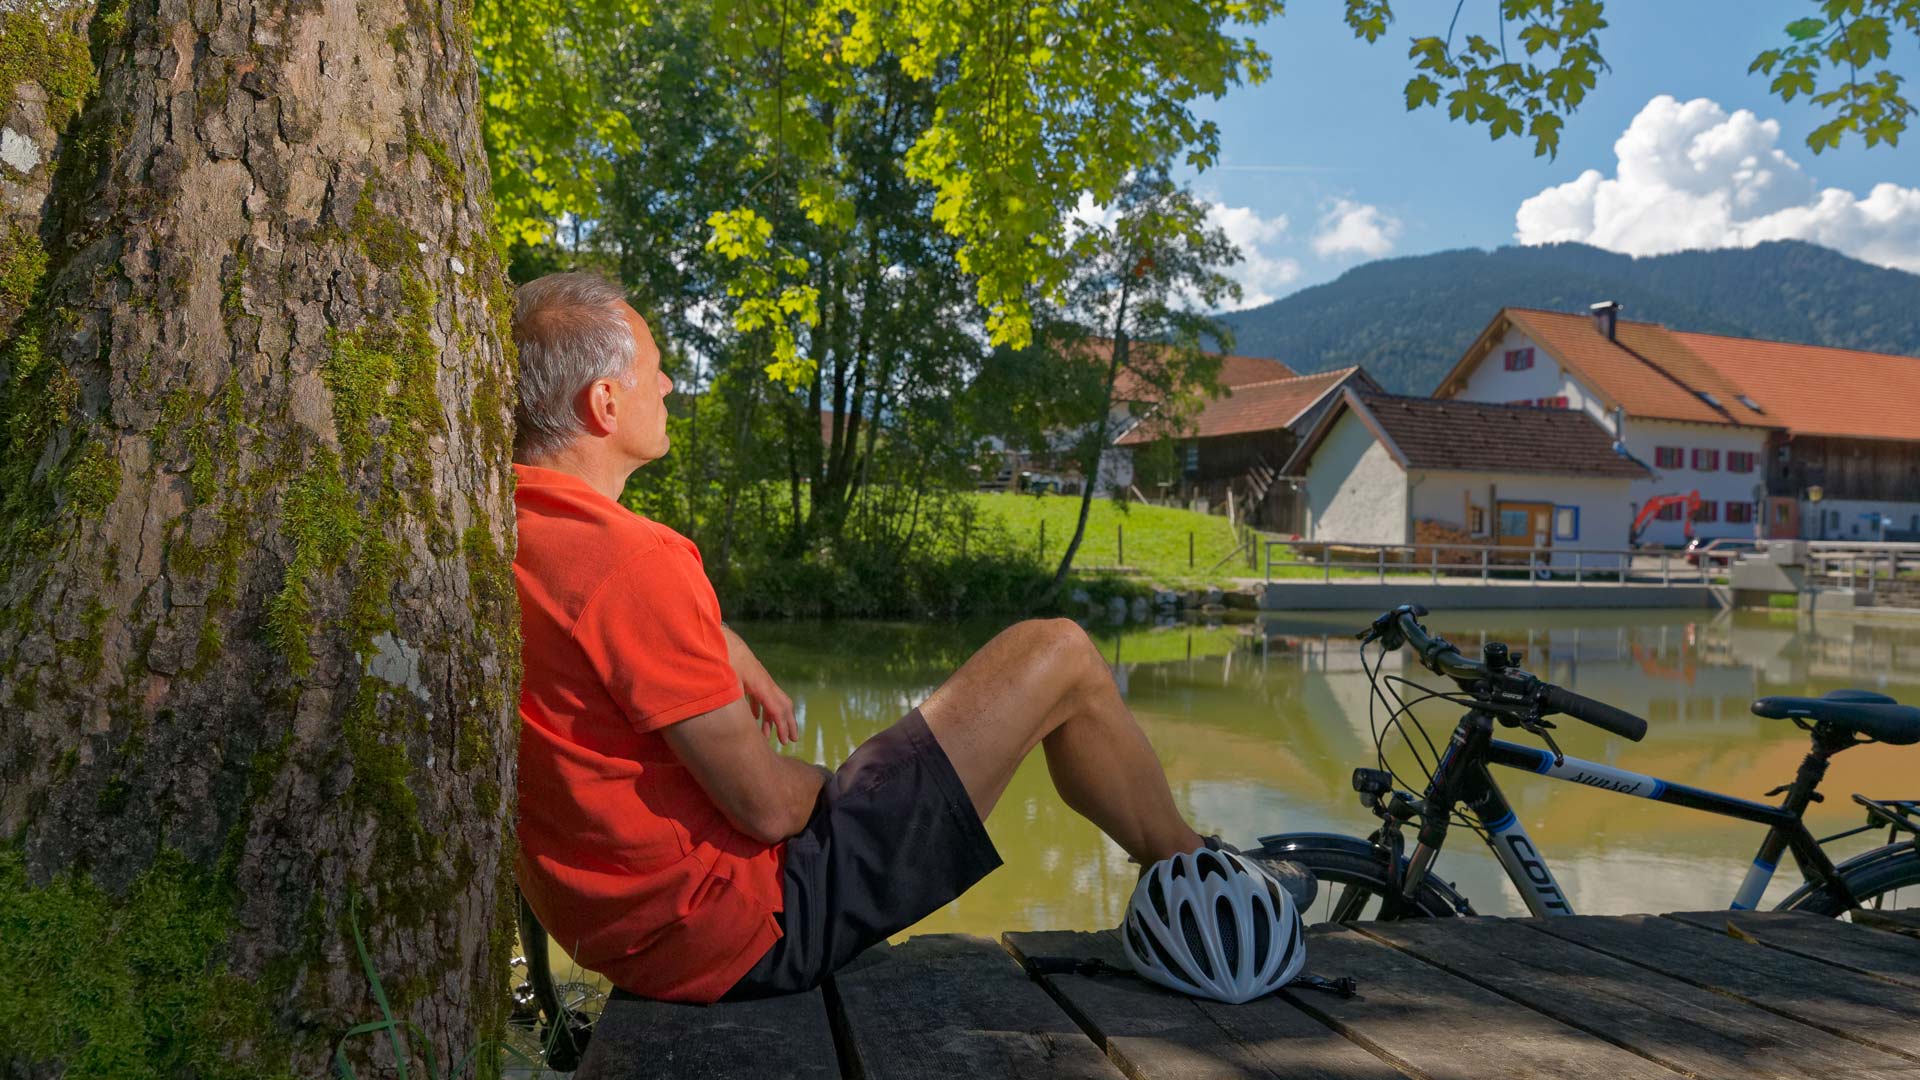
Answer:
[
  {"left": 1205, "top": 202, "right": 1301, "bottom": 309},
  {"left": 1311, "top": 199, "right": 1402, "bottom": 258},
  {"left": 1515, "top": 94, "right": 1920, "bottom": 272}
]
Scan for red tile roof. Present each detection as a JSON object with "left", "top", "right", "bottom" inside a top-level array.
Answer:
[
  {"left": 1091, "top": 338, "right": 1299, "bottom": 403},
  {"left": 1440, "top": 307, "right": 1920, "bottom": 440},
  {"left": 1114, "top": 367, "right": 1365, "bottom": 446},
  {"left": 1670, "top": 329, "right": 1920, "bottom": 442},
  {"left": 1286, "top": 391, "right": 1651, "bottom": 479}
]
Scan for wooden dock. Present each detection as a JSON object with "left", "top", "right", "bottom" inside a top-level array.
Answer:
[{"left": 575, "top": 909, "right": 1920, "bottom": 1079}]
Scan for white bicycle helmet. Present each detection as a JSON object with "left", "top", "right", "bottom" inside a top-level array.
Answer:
[{"left": 1121, "top": 845, "right": 1306, "bottom": 1003}]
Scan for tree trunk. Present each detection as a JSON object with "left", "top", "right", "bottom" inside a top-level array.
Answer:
[
  {"left": 1043, "top": 293, "right": 1131, "bottom": 606},
  {"left": 0, "top": 0, "right": 520, "bottom": 1073}
]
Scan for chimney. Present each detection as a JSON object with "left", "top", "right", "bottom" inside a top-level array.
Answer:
[{"left": 1590, "top": 300, "right": 1622, "bottom": 341}]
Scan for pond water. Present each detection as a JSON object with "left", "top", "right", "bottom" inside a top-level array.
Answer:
[{"left": 737, "top": 607, "right": 1920, "bottom": 935}]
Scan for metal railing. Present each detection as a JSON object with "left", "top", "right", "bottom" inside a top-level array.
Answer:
[
  {"left": 1264, "top": 540, "right": 1715, "bottom": 587},
  {"left": 1804, "top": 541, "right": 1920, "bottom": 599}
]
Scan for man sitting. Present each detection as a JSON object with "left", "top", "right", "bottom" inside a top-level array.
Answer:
[{"left": 509, "top": 272, "right": 1306, "bottom": 1003}]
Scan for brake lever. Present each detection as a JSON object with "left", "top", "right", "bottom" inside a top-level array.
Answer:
[{"left": 1524, "top": 719, "right": 1565, "bottom": 767}]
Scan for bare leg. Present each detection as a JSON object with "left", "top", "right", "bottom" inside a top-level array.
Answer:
[{"left": 917, "top": 619, "right": 1203, "bottom": 865}]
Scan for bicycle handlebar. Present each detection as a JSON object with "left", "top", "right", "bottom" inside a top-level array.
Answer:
[{"left": 1364, "top": 605, "right": 1648, "bottom": 743}]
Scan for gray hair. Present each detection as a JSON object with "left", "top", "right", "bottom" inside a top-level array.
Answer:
[{"left": 510, "top": 271, "right": 638, "bottom": 460}]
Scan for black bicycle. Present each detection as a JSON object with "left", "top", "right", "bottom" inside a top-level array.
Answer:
[{"left": 1255, "top": 603, "right": 1920, "bottom": 922}]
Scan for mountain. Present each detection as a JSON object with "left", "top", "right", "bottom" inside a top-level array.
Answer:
[{"left": 1215, "top": 241, "right": 1920, "bottom": 394}]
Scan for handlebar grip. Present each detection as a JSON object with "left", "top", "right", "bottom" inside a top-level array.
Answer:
[{"left": 1539, "top": 684, "right": 1648, "bottom": 742}]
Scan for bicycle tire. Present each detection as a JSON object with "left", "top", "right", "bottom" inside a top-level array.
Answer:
[
  {"left": 1778, "top": 844, "right": 1920, "bottom": 917},
  {"left": 1251, "top": 837, "right": 1472, "bottom": 923}
]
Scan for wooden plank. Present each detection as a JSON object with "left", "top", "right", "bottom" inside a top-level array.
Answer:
[
  {"left": 1004, "top": 929, "right": 1404, "bottom": 1080},
  {"left": 1531, "top": 913, "right": 1920, "bottom": 1061},
  {"left": 827, "top": 934, "right": 1120, "bottom": 1080},
  {"left": 1359, "top": 915, "right": 1913, "bottom": 1080},
  {"left": 1278, "top": 925, "right": 1679, "bottom": 1080},
  {"left": 575, "top": 987, "right": 839, "bottom": 1080},
  {"left": 1664, "top": 910, "right": 1920, "bottom": 990},
  {"left": 1854, "top": 908, "right": 1920, "bottom": 937}
]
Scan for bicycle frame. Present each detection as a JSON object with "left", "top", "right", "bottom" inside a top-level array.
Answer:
[{"left": 1401, "top": 709, "right": 1855, "bottom": 917}]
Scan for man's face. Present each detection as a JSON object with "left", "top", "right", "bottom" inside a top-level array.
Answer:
[{"left": 611, "top": 303, "right": 673, "bottom": 464}]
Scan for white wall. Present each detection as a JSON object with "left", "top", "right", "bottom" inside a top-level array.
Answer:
[
  {"left": 1621, "top": 418, "right": 1768, "bottom": 548},
  {"left": 1409, "top": 471, "right": 1637, "bottom": 568},
  {"left": 1452, "top": 326, "right": 1608, "bottom": 423},
  {"left": 1303, "top": 410, "right": 1407, "bottom": 544},
  {"left": 1804, "top": 498, "right": 1920, "bottom": 541}
]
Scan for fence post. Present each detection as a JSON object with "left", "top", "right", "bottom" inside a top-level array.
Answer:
[
  {"left": 1117, "top": 523, "right": 1124, "bottom": 567},
  {"left": 1188, "top": 530, "right": 1194, "bottom": 568},
  {"left": 1377, "top": 546, "right": 1385, "bottom": 585},
  {"left": 1481, "top": 547, "right": 1489, "bottom": 583},
  {"left": 1039, "top": 519, "right": 1046, "bottom": 564},
  {"left": 1662, "top": 550, "right": 1670, "bottom": 585},
  {"left": 1430, "top": 545, "right": 1438, "bottom": 584},
  {"left": 1324, "top": 545, "right": 1332, "bottom": 583},
  {"left": 1575, "top": 551, "right": 1583, "bottom": 585}
]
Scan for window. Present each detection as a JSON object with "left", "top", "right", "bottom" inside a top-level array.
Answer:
[
  {"left": 1828, "top": 510, "right": 1840, "bottom": 529},
  {"left": 1503, "top": 348, "right": 1535, "bottom": 371},
  {"left": 1182, "top": 442, "right": 1199, "bottom": 475},
  {"left": 1654, "top": 446, "right": 1684, "bottom": 469},
  {"left": 1469, "top": 506, "right": 1486, "bottom": 535},
  {"left": 1656, "top": 503, "right": 1685, "bottom": 521},
  {"left": 1505, "top": 396, "right": 1567, "bottom": 408},
  {"left": 1692, "top": 501, "right": 1719, "bottom": 523},
  {"left": 1725, "top": 502, "right": 1755, "bottom": 524},
  {"left": 1554, "top": 506, "right": 1580, "bottom": 540},
  {"left": 1726, "top": 451, "right": 1755, "bottom": 473},
  {"left": 1691, "top": 449, "right": 1720, "bottom": 471},
  {"left": 1499, "top": 508, "right": 1532, "bottom": 536}
]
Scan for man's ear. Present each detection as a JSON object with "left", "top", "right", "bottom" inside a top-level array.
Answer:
[{"left": 578, "top": 379, "right": 618, "bottom": 437}]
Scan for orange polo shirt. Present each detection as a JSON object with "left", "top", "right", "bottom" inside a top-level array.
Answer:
[{"left": 512, "top": 463, "right": 784, "bottom": 1003}]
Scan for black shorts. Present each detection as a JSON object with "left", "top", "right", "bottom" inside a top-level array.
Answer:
[{"left": 720, "top": 707, "right": 1003, "bottom": 1000}]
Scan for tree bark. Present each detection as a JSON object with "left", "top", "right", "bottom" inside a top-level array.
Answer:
[
  {"left": 0, "top": 0, "right": 519, "bottom": 1073},
  {"left": 1043, "top": 287, "right": 1131, "bottom": 606}
]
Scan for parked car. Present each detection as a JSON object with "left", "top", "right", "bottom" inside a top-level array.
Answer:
[{"left": 1684, "top": 537, "right": 1760, "bottom": 567}]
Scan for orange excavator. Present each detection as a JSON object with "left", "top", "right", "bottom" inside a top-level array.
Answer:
[{"left": 1629, "top": 489, "right": 1702, "bottom": 546}]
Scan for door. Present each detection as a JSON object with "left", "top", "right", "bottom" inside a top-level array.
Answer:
[
  {"left": 1497, "top": 502, "right": 1553, "bottom": 548},
  {"left": 1765, "top": 497, "right": 1799, "bottom": 539},
  {"left": 1497, "top": 501, "right": 1553, "bottom": 567}
]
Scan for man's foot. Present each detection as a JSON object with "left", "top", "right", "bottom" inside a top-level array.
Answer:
[{"left": 1135, "top": 834, "right": 1318, "bottom": 913}]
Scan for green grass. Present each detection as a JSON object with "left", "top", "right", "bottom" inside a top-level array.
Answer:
[{"left": 965, "top": 493, "right": 1270, "bottom": 589}]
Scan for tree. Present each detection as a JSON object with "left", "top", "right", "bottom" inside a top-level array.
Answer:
[
  {"left": 0, "top": 0, "right": 519, "bottom": 1073},
  {"left": 1345, "top": 0, "right": 1919, "bottom": 158},
  {"left": 1038, "top": 168, "right": 1239, "bottom": 603}
]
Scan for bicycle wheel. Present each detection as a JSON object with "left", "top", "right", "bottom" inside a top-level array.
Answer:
[
  {"left": 1251, "top": 835, "right": 1473, "bottom": 925},
  {"left": 1778, "top": 844, "right": 1920, "bottom": 918}
]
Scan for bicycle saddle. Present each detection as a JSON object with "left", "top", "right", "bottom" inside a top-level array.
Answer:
[{"left": 1751, "top": 689, "right": 1920, "bottom": 745}]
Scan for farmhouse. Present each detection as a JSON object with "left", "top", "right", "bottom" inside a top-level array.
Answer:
[
  {"left": 1434, "top": 304, "right": 1920, "bottom": 543},
  {"left": 1283, "top": 390, "right": 1651, "bottom": 567},
  {"left": 1115, "top": 365, "right": 1378, "bottom": 528}
]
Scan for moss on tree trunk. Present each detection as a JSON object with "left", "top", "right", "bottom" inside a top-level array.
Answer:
[{"left": 0, "top": 0, "right": 521, "bottom": 1073}]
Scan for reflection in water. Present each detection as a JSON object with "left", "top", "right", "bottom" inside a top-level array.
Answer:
[
  {"left": 538, "top": 610, "right": 1920, "bottom": 982},
  {"left": 741, "top": 609, "right": 1920, "bottom": 935}
]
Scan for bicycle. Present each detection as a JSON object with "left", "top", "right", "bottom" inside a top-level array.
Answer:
[{"left": 1254, "top": 603, "right": 1920, "bottom": 922}]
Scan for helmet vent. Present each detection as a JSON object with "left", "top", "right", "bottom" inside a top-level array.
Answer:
[
  {"left": 1197, "top": 851, "right": 1227, "bottom": 881},
  {"left": 1216, "top": 896, "right": 1241, "bottom": 977},
  {"left": 1145, "top": 919, "right": 1186, "bottom": 978},
  {"left": 1179, "top": 902, "right": 1214, "bottom": 980},
  {"left": 1169, "top": 857, "right": 1189, "bottom": 880},
  {"left": 1251, "top": 895, "right": 1272, "bottom": 963},
  {"left": 1148, "top": 875, "right": 1169, "bottom": 925}
]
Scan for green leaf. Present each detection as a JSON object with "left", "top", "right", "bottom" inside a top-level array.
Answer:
[
  {"left": 1404, "top": 74, "right": 1442, "bottom": 109},
  {"left": 1784, "top": 16, "right": 1827, "bottom": 40}
]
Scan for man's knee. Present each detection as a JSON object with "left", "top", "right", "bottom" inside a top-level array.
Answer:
[{"left": 1003, "top": 618, "right": 1103, "bottom": 684}]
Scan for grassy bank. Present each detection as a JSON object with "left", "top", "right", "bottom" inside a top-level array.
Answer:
[{"left": 964, "top": 492, "right": 1268, "bottom": 590}]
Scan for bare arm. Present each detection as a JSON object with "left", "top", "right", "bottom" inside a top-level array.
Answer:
[
  {"left": 662, "top": 695, "right": 828, "bottom": 844},
  {"left": 719, "top": 624, "right": 798, "bottom": 744}
]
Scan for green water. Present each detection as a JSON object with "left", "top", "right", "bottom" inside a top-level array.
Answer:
[{"left": 735, "top": 608, "right": 1920, "bottom": 934}]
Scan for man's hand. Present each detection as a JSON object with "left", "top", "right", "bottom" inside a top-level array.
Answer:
[{"left": 721, "top": 625, "right": 797, "bottom": 744}]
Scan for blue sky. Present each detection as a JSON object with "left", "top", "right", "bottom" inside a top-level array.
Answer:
[{"left": 1173, "top": 0, "right": 1920, "bottom": 307}]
